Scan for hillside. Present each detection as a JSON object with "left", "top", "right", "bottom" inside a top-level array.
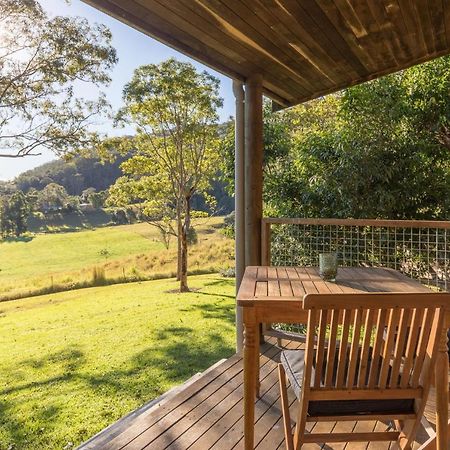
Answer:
[
  {"left": 11, "top": 155, "right": 233, "bottom": 214},
  {"left": 0, "top": 218, "right": 234, "bottom": 301},
  {"left": 14, "top": 156, "right": 125, "bottom": 195}
]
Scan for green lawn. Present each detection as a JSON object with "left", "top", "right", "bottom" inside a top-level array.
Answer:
[
  {"left": 0, "top": 275, "right": 236, "bottom": 450},
  {"left": 0, "top": 223, "right": 163, "bottom": 283},
  {"left": 0, "top": 218, "right": 234, "bottom": 300}
]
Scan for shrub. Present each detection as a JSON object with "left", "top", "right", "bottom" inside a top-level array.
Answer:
[
  {"left": 220, "top": 267, "right": 235, "bottom": 278},
  {"left": 187, "top": 226, "right": 198, "bottom": 245},
  {"left": 92, "top": 266, "right": 106, "bottom": 286},
  {"left": 222, "top": 212, "right": 235, "bottom": 238}
]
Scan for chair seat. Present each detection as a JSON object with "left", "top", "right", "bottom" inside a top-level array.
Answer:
[{"left": 281, "top": 349, "right": 415, "bottom": 417}]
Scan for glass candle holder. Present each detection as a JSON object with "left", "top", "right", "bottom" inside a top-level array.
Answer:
[{"left": 319, "top": 252, "right": 338, "bottom": 282}]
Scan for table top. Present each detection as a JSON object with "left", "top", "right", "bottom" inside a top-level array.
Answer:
[{"left": 237, "top": 266, "right": 432, "bottom": 306}]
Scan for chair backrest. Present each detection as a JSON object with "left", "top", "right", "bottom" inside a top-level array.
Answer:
[{"left": 301, "top": 293, "right": 447, "bottom": 402}]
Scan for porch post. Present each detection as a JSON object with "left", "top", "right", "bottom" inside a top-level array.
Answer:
[
  {"left": 244, "top": 74, "right": 263, "bottom": 267},
  {"left": 233, "top": 80, "right": 245, "bottom": 353}
]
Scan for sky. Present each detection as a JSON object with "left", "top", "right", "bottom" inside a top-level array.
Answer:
[{"left": 0, "top": 0, "right": 235, "bottom": 181}]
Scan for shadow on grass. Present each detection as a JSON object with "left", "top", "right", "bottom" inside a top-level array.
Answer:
[
  {"left": 194, "top": 290, "right": 235, "bottom": 300},
  {"left": 1, "top": 235, "right": 34, "bottom": 244},
  {"left": 186, "top": 300, "right": 236, "bottom": 323},
  {"left": 202, "top": 278, "right": 235, "bottom": 288},
  {"left": 0, "top": 324, "right": 235, "bottom": 448}
]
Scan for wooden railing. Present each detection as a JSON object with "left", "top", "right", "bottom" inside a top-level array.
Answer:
[
  {"left": 261, "top": 217, "right": 450, "bottom": 339},
  {"left": 262, "top": 218, "right": 450, "bottom": 291}
]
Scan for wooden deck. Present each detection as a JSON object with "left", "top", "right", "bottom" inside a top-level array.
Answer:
[{"left": 78, "top": 338, "right": 430, "bottom": 450}]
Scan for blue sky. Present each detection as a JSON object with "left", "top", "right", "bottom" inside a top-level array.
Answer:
[{"left": 0, "top": 0, "right": 235, "bottom": 181}]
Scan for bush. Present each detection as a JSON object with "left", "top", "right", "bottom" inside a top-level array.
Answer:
[
  {"left": 92, "top": 266, "right": 106, "bottom": 285},
  {"left": 111, "top": 208, "right": 128, "bottom": 225},
  {"left": 222, "top": 211, "right": 235, "bottom": 239},
  {"left": 220, "top": 267, "right": 235, "bottom": 278},
  {"left": 187, "top": 226, "right": 198, "bottom": 245}
]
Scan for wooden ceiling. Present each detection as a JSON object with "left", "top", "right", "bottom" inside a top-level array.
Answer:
[{"left": 83, "top": 0, "right": 450, "bottom": 107}]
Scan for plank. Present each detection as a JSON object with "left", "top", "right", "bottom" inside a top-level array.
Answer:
[
  {"left": 346, "top": 420, "right": 379, "bottom": 450},
  {"left": 413, "top": 0, "right": 438, "bottom": 55},
  {"left": 85, "top": 0, "right": 450, "bottom": 107},
  {"left": 188, "top": 0, "right": 312, "bottom": 98},
  {"left": 254, "top": 388, "right": 297, "bottom": 449},
  {"left": 396, "top": 0, "right": 429, "bottom": 58},
  {"left": 151, "top": 346, "right": 281, "bottom": 449},
  {"left": 99, "top": 354, "right": 244, "bottom": 450},
  {"left": 82, "top": 337, "right": 427, "bottom": 449},
  {"left": 256, "top": 0, "right": 361, "bottom": 81},
  {"left": 327, "top": 420, "right": 357, "bottom": 450},
  {"left": 352, "top": 0, "right": 399, "bottom": 67},
  {"left": 191, "top": 365, "right": 281, "bottom": 449},
  {"left": 208, "top": 340, "right": 304, "bottom": 450},
  {"left": 295, "top": 0, "right": 374, "bottom": 74},
  {"left": 211, "top": 0, "right": 337, "bottom": 91}
]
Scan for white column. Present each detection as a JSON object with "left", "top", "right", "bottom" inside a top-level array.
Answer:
[{"left": 233, "top": 80, "right": 245, "bottom": 353}]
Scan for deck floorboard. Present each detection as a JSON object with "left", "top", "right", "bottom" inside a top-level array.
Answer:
[{"left": 78, "top": 338, "right": 430, "bottom": 450}]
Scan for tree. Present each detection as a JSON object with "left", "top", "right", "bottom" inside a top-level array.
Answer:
[
  {"left": 15, "top": 155, "right": 125, "bottom": 194},
  {"left": 0, "top": 191, "right": 29, "bottom": 236},
  {"left": 219, "top": 101, "right": 293, "bottom": 196},
  {"left": 275, "top": 58, "right": 450, "bottom": 220},
  {"left": 0, "top": 0, "right": 117, "bottom": 158},
  {"left": 220, "top": 57, "right": 450, "bottom": 220},
  {"left": 36, "top": 182, "right": 69, "bottom": 212},
  {"left": 87, "top": 190, "right": 108, "bottom": 209},
  {"left": 107, "top": 59, "right": 222, "bottom": 291}
]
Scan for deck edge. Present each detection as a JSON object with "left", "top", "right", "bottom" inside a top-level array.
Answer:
[{"left": 76, "top": 357, "right": 229, "bottom": 450}]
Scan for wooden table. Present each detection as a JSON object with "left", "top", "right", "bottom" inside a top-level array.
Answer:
[{"left": 237, "top": 266, "right": 450, "bottom": 450}]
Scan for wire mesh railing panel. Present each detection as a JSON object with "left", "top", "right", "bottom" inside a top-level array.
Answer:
[{"left": 265, "top": 218, "right": 450, "bottom": 336}]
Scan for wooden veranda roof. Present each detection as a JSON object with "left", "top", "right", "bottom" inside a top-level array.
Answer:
[{"left": 84, "top": 0, "right": 450, "bottom": 107}]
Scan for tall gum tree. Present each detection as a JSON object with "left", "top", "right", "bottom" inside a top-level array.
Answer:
[
  {"left": 109, "top": 59, "right": 222, "bottom": 292},
  {"left": 0, "top": 0, "right": 117, "bottom": 158}
]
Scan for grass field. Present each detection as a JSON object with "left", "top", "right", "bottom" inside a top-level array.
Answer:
[
  {"left": 0, "top": 274, "right": 236, "bottom": 450},
  {"left": 0, "top": 217, "right": 234, "bottom": 300}
]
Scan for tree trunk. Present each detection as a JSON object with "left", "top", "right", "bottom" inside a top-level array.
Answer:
[
  {"left": 179, "top": 196, "right": 191, "bottom": 292},
  {"left": 176, "top": 201, "right": 182, "bottom": 281}
]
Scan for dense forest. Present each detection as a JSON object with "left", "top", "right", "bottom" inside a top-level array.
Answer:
[
  {"left": 220, "top": 56, "right": 450, "bottom": 220},
  {"left": 13, "top": 157, "right": 125, "bottom": 195},
  {"left": 1, "top": 154, "right": 233, "bottom": 215}
]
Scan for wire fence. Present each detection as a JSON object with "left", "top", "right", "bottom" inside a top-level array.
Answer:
[{"left": 262, "top": 218, "right": 450, "bottom": 337}]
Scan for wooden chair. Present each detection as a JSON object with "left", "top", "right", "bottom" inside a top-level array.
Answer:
[{"left": 278, "top": 293, "right": 447, "bottom": 450}]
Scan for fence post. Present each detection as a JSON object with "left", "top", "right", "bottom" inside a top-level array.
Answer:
[
  {"left": 261, "top": 219, "right": 272, "bottom": 342},
  {"left": 261, "top": 219, "right": 271, "bottom": 266}
]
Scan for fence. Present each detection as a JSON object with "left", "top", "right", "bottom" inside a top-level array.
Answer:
[{"left": 261, "top": 218, "right": 450, "bottom": 338}]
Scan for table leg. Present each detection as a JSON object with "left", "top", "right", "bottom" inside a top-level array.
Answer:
[
  {"left": 435, "top": 327, "right": 449, "bottom": 450},
  {"left": 244, "top": 308, "right": 259, "bottom": 450}
]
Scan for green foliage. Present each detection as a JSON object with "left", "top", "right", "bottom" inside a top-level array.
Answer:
[
  {"left": 0, "top": 0, "right": 117, "bottom": 157},
  {"left": 109, "top": 206, "right": 134, "bottom": 225},
  {"left": 223, "top": 57, "right": 450, "bottom": 220},
  {"left": 13, "top": 154, "right": 231, "bottom": 214},
  {"left": 36, "top": 183, "right": 70, "bottom": 212},
  {"left": 87, "top": 190, "right": 108, "bottom": 209},
  {"left": 186, "top": 226, "right": 198, "bottom": 246},
  {"left": 111, "top": 58, "right": 222, "bottom": 213},
  {"left": 0, "top": 191, "right": 30, "bottom": 237},
  {"left": 15, "top": 156, "right": 125, "bottom": 195},
  {"left": 106, "top": 58, "right": 223, "bottom": 290},
  {"left": 222, "top": 211, "right": 235, "bottom": 239}
]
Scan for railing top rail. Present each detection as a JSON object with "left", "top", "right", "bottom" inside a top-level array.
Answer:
[{"left": 263, "top": 217, "right": 450, "bottom": 229}]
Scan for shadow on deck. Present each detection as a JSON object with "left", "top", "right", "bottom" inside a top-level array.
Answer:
[{"left": 78, "top": 338, "right": 430, "bottom": 450}]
